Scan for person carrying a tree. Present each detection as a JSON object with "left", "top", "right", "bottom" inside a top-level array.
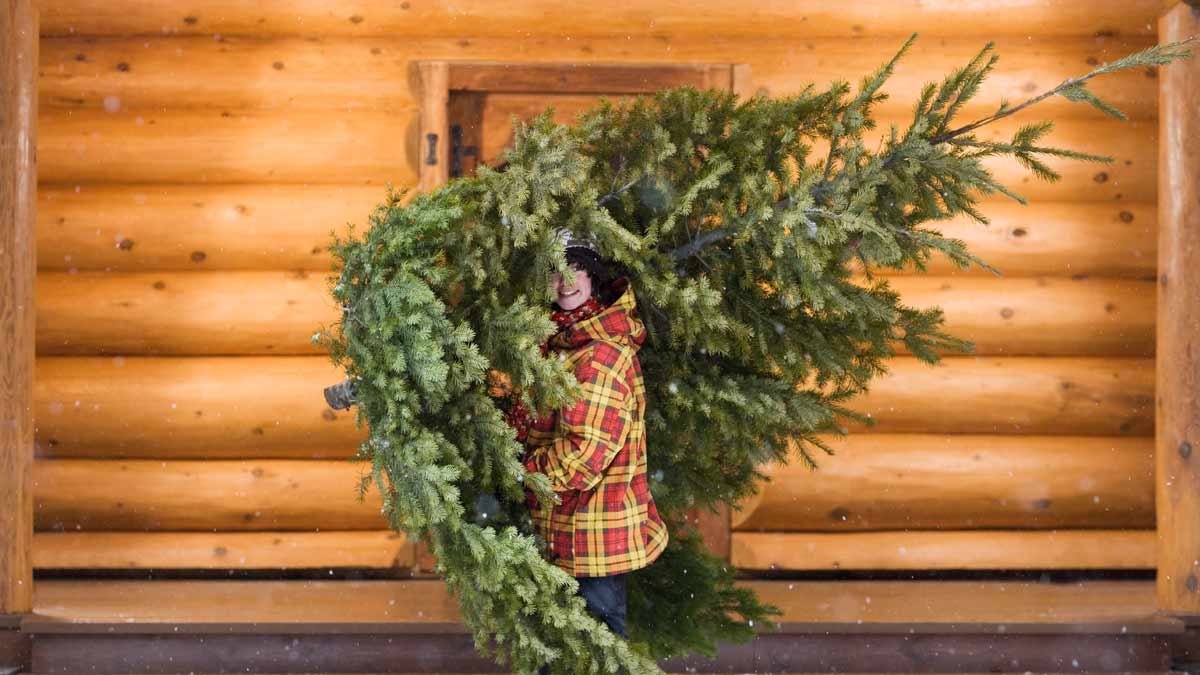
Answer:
[{"left": 488, "top": 228, "right": 669, "bottom": 652}]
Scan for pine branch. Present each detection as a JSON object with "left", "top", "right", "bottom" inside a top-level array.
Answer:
[
  {"left": 933, "top": 36, "right": 1198, "bottom": 141},
  {"left": 667, "top": 35, "right": 1198, "bottom": 266}
]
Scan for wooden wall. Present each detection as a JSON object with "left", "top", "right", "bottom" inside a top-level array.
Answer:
[{"left": 31, "top": 0, "right": 1163, "bottom": 573}]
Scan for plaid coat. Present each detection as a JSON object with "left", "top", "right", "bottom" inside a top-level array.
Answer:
[{"left": 520, "top": 276, "right": 669, "bottom": 577}]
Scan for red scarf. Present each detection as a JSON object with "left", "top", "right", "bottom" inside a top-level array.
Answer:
[
  {"left": 544, "top": 295, "right": 604, "bottom": 350},
  {"left": 503, "top": 294, "right": 606, "bottom": 442}
]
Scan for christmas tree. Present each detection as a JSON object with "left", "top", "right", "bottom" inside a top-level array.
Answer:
[{"left": 317, "top": 34, "right": 1195, "bottom": 674}]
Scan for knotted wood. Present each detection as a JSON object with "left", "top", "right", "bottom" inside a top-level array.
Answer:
[
  {"left": 1155, "top": 0, "right": 1200, "bottom": 615},
  {"left": 1, "top": 0, "right": 37, "bottom": 615}
]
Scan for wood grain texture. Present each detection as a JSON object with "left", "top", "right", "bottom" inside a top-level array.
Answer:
[
  {"left": 34, "top": 439, "right": 1151, "bottom": 533},
  {"left": 35, "top": 190, "right": 1156, "bottom": 276},
  {"left": 34, "top": 459, "right": 388, "bottom": 531},
  {"left": 446, "top": 62, "right": 734, "bottom": 94},
  {"left": 31, "top": 355, "right": 1152, "bottom": 459},
  {"left": 33, "top": 530, "right": 414, "bottom": 569},
  {"left": 34, "top": 1, "right": 1164, "bottom": 38},
  {"left": 1155, "top": 1, "right": 1200, "bottom": 615},
  {"left": 821, "top": 356, "right": 1155, "bottom": 436},
  {"left": 33, "top": 271, "right": 1154, "bottom": 356},
  {"left": 738, "top": 579, "right": 1177, "bottom": 633},
  {"left": 864, "top": 201, "right": 1157, "bottom": 278},
  {"left": 35, "top": 106, "right": 1154, "bottom": 196},
  {"left": 31, "top": 578, "right": 463, "bottom": 626},
  {"left": 852, "top": 275, "right": 1155, "bottom": 357},
  {"left": 416, "top": 61, "right": 448, "bottom": 193},
  {"left": 36, "top": 184, "right": 380, "bottom": 272},
  {"left": 25, "top": 578, "right": 1176, "bottom": 634},
  {"left": 36, "top": 270, "right": 343, "bottom": 355},
  {"left": 33, "top": 356, "right": 366, "bottom": 458},
  {"left": 37, "top": 34, "right": 1157, "bottom": 120},
  {"left": 731, "top": 433, "right": 1153, "bottom": 531},
  {"left": 732, "top": 529, "right": 1155, "bottom": 570},
  {"left": 24, "top": 0, "right": 1170, "bottom": 582},
  {"left": 1, "top": 0, "right": 37, "bottom": 615},
  {"left": 38, "top": 107, "right": 415, "bottom": 184}
]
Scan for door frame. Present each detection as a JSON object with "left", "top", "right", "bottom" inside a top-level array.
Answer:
[{"left": 415, "top": 60, "right": 751, "bottom": 192}]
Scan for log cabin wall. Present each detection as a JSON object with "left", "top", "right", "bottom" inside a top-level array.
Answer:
[{"left": 31, "top": 1, "right": 1163, "bottom": 575}]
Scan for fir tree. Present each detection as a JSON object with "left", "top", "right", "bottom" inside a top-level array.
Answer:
[{"left": 317, "top": 35, "right": 1196, "bottom": 674}]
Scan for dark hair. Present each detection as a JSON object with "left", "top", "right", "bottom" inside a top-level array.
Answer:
[{"left": 566, "top": 247, "right": 630, "bottom": 305}]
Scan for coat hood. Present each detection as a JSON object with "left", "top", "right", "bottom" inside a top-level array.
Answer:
[{"left": 549, "top": 276, "right": 646, "bottom": 352}]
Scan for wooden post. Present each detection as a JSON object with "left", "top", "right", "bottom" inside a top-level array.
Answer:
[
  {"left": 1156, "top": 0, "right": 1200, "bottom": 617},
  {"left": 417, "top": 61, "right": 450, "bottom": 194},
  {"left": 1, "top": 0, "right": 38, "bottom": 615}
]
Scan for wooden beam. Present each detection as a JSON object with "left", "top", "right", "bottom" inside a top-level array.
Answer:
[
  {"left": 37, "top": 35, "right": 1160, "bottom": 121},
  {"left": 32, "top": 531, "right": 416, "bottom": 570},
  {"left": 732, "top": 434, "right": 1153, "bottom": 532},
  {"left": 0, "top": 0, "right": 37, "bottom": 616},
  {"left": 416, "top": 61, "right": 449, "bottom": 194},
  {"left": 1156, "top": 0, "right": 1200, "bottom": 617},
  {"left": 34, "top": 1, "right": 1164, "bottom": 38},
  {"left": 30, "top": 355, "right": 1153, "bottom": 458},
  {"left": 33, "top": 189, "right": 1158, "bottom": 277},
  {"left": 31, "top": 271, "right": 1156, "bottom": 356},
  {"left": 24, "top": 578, "right": 1177, "bottom": 633},
  {"left": 732, "top": 529, "right": 1156, "bottom": 571},
  {"left": 36, "top": 110, "right": 1157, "bottom": 197},
  {"left": 446, "top": 62, "right": 732, "bottom": 95}
]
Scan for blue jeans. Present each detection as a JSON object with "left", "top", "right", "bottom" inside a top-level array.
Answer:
[{"left": 538, "top": 573, "right": 628, "bottom": 674}]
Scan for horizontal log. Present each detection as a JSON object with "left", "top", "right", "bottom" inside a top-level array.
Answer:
[
  {"left": 39, "top": 35, "right": 1156, "bottom": 120},
  {"left": 35, "top": 271, "right": 1154, "bottom": 356},
  {"left": 730, "top": 434, "right": 1153, "bottom": 531},
  {"left": 33, "top": 530, "right": 413, "bottom": 569},
  {"left": 37, "top": 184, "right": 380, "bottom": 272},
  {"left": 732, "top": 530, "right": 1155, "bottom": 570},
  {"left": 828, "top": 355, "right": 1155, "bottom": 436},
  {"left": 28, "top": 578, "right": 1170, "bottom": 634},
  {"left": 34, "top": 356, "right": 365, "bottom": 458},
  {"left": 34, "top": 355, "right": 1153, "bottom": 458},
  {"left": 35, "top": 459, "right": 387, "bottom": 531},
  {"left": 37, "top": 106, "right": 1152, "bottom": 199},
  {"left": 36, "top": 1, "right": 1162, "bottom": 38},
  {"left": 36, "top": 270, "right": 342, "bottom": 355},
  {"left": 855, "top": 275, "right": 1154, "bottom": 357},
  {"left": 36, "top": 186, "right": 1158, "bottom": 277},
  {"left": 38, "top": 108, "right": 415, "bottom": 184},
  {"left": 863, "top": 201, "right": 1157, "bottom": 278},
  {"left": 31, "top": 579, "right": 461, "bottom": 625}
]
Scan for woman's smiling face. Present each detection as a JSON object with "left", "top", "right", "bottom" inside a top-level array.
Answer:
[{"left": 551, "top": 262, "right": 592, "bottom": 311}]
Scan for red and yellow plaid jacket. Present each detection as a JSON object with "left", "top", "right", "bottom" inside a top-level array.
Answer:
[{"left": 516, "top": 276, "right": 669, "bottom": 577}]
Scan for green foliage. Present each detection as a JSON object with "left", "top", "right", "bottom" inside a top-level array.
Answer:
[{"left": 318, "top": 33, "right": 1195, "bottom": 674}]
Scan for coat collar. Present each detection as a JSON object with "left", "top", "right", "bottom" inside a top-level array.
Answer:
[{"left": 548, "top": 276, "right": 646, "bottom": 351}]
